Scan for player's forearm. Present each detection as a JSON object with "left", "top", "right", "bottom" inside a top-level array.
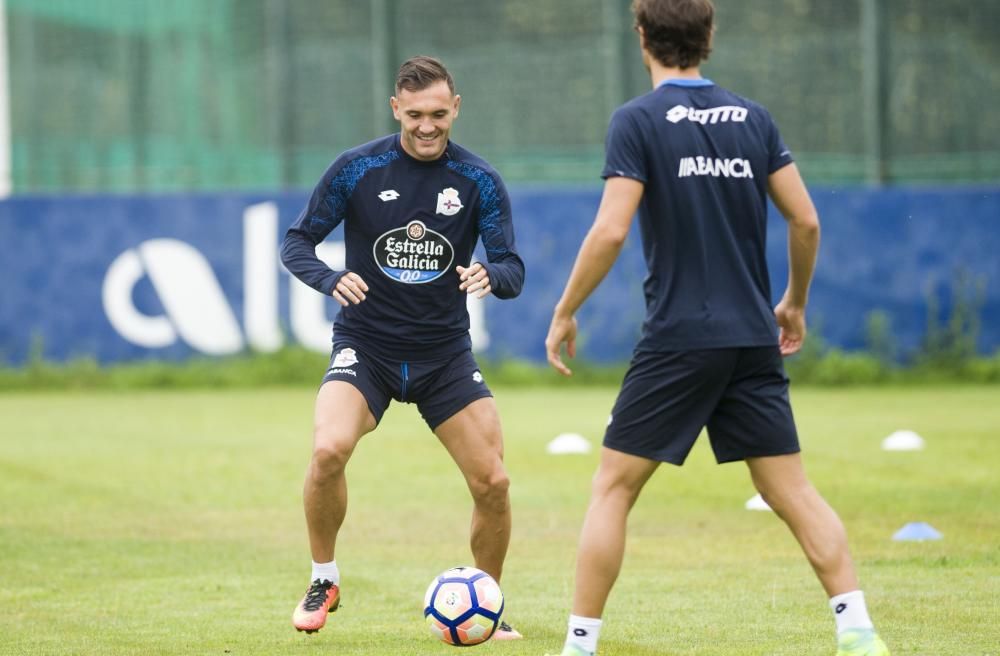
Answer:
[
  {"left": 784, "top": 218, "right": 820, "bottom": 307},
  {"left": 554, "top": 223, "right": 626, "bottom": 318},
  {"left": 280, "top": 230, "right": 345, "bottom": 295},
  {"left": 767, "top": 163, "right": 819, "bottom": 308},
  {"left": 482, "top": 254, "right": 525, "bottom": 299},
  {"left": 554, "top": 177, "right": 639, "bottom": 317}
]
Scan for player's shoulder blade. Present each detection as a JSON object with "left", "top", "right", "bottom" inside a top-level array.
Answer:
[
  {"left": 719, "top": 85, "right": 773, "bottom": 117},
  {"left": 655, "top": 83, "right": 780, "bottom": 158},
  {"left": 614, "top": 88, "right": 659, "bottom": 121}
]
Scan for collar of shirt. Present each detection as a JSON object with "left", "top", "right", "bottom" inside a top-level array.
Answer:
[
  {"left": 393, "top": 133, "right": 454, "bottom": 165},
  {"left": 656, "top": 78, "right": 715, "bottom": 88}
]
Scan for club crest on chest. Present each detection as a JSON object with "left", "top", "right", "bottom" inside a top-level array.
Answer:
[{"left": 436, "top": 187, "right": 464, "bottom": 216}]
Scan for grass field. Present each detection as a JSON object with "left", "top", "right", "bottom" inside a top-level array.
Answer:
[{"left": 1, "top": 385, "right": 998, "bottom": 655}]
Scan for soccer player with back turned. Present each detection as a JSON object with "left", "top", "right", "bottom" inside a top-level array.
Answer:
[
  {"left": 544, "top": 1, "right": 890, "bottom": 655},
  {"left": 281, "top": 56, "right": 524, "bottom": 640}
]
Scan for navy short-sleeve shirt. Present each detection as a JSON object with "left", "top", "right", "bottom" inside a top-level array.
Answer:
[{"left": 603, "top": 79, "right": 794, "bottom": 351}]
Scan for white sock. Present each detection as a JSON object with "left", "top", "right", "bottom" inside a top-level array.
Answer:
[
  {"left": 566, "top": 614, "right": 602, "bottom": 654},
  {"left": 311, "top": 560, "right": 340, "bottom": 586},
  {"left": 830, "top": 590, "right": 874, "bottom": 634}
]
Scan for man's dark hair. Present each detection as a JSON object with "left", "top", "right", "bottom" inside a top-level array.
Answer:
[
  {"left": 395, "top": 56, "right": 455, "bottom": 95},
  {"left": 631, "top": 0, "right": 714, "bottom": 69}
]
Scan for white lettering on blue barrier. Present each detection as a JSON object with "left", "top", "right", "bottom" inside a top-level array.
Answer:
[
  {"left": 102, "top": 203, "right": 490, "bottom": 356},
  {"left": 103, "top": 239, "right": 244, "bottom": 355}
]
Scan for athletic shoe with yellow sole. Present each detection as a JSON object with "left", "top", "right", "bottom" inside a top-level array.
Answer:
[
  {"left": 490, "top": 620, "right": 523, "bottom": 640},
  {"left": 837, "top": 629, "right": 890, "bottom": 656},
  {"left": 292, "top": 579, "right": 340, "bottom": 634}
]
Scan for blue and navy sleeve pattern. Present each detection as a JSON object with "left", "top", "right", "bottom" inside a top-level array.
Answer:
[
  {"left": 281, "top": 151, "right": 398, "bottom": 294},
  {"left": 447, "top": 161, "right": 525, "bottom": 300}
]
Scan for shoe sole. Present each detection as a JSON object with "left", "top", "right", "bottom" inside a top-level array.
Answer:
[{"left": 295, "top": 597, "right": 341, "bottom": 634}]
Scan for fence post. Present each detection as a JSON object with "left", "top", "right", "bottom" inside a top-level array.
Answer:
[
  {"left": 861, "top": 0, "right": 889, "bottom": 184},
  {"left": 0, "top": 0, "right": 12, "bottom": 197},
  {"left": 602, "top": 0, "right": 626, "bottom": 117},
  {"left": 370, "top": 0, "right": 398, "bottom": 137}
]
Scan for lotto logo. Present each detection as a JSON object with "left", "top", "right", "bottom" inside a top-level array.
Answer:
[{"left": 665, "top": 104, "right": 748, "bottom": 124}]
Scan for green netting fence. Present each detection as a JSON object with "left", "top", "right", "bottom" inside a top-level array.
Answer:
[{"left": 6, "top": 0, "right": 1000, "bottom": 193}]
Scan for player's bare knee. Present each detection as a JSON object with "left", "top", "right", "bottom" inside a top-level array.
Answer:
[
  {"left": 310, "top": 432, "right": 354, "bottom": 477},
  {"left": 469, "top": 469, "right": 510, "bottom": 511},
  {"left": 591, "top": 467, "right": 643, "bottom": 504},
  {"left": 756, "top": 490, "right": 787, "bottom": 518},
  {"left": 756, "top": 480, "right": 811, "bottom": 517}
]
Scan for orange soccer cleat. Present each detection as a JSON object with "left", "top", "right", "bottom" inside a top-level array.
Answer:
[
  {"left": 491, "top": 620, "right": 523, "bottom": 640},
  {"left": 292, "top": 579, "right": 340, "bottom": 634}
]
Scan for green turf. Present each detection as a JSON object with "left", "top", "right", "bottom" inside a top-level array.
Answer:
[{"left": 1, "top": 386, "right": 998, "bottom": 655}]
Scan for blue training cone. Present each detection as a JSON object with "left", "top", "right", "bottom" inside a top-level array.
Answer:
[{"left": 892, "top": 522, "right": 943, "bottom": 541}]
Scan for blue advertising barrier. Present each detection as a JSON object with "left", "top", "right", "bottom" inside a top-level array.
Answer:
[{"left": 1, "top": 187, "right": 998, "bottom": 366}]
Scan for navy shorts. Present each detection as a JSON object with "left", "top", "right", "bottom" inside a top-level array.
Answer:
[
  {"left": 321, "top": 342, "right": 493, "bottom": 430},
  {"left": 603, "top": 346, "right": 800, "bottom": 465}
]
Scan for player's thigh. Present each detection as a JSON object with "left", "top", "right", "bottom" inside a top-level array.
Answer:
[
  {"left": 706, "top": 346, "right": 800, "bottom": 463},
  {"left": 321, "top": 343, "right": 393, "bottom": 427},
  {"left": 604, "top": 349, "right": 736, "bottom": 465},
  {"left": 434, "top": 396, "right": 507, "bottom": 489},
  {"left": 592, "top": 446, "right": 660, "bottom": 499},
  {"left": 313, "top": 380, "right": 378, "bottom": 455},
  {"left": 414, "top": 350, "right": 493, "bottom": 432},
  {"left": 745, "top": 452, "right": 810, "bottom": 501}
]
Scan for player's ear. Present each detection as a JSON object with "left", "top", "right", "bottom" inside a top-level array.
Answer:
[
  {"left": 390, "top": 96, "right": 401, "bottom": 120},
  {"left": 452, "top": 94, "right": 461, "bottom": 118}
]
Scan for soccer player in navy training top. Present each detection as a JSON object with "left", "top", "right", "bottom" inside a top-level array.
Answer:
[
  {"left": 282, "top": 56, "right": 524, "bottom": 640},
  {"left": 543, "top": 2, "right": 889, "bottom": 656}
]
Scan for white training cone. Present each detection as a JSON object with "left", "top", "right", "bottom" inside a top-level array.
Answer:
[
  {"left": 892, "top": 522, "right": 942, "bottom": 541},
  {"left": 881, "top": 430, "right": 925, "bottom": 452},
  {"left": 546, "top": 433, "right": 591, "bottom": 455},
  {"left": 744, "top": 493, "right": 772, "bottom": 511}
]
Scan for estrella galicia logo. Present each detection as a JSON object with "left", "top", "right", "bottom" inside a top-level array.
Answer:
[{"left": 373, "top": 219, "right": 455, "bottom": 284}]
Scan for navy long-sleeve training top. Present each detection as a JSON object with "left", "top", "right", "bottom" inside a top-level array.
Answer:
[{"left": 281, "top": 134, "right": 525, "bottom": 360}]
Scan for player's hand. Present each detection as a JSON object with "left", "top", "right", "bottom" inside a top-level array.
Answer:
[
  {"left": 545, "top": 312, "right": 578, "bottom": 376},
  {"left": 332, "top": 272, "right": 369, "bottom": 307},
  {"left": 774, "top": 297, "right": 806, "bottom": 356},
  {"left": 457, "top": 263, "right": 492, "bottom": 299}
]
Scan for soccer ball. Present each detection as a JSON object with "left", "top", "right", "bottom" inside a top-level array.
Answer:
[{"left": 423, "top": 566, "right": 504, "bottom": 646}]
